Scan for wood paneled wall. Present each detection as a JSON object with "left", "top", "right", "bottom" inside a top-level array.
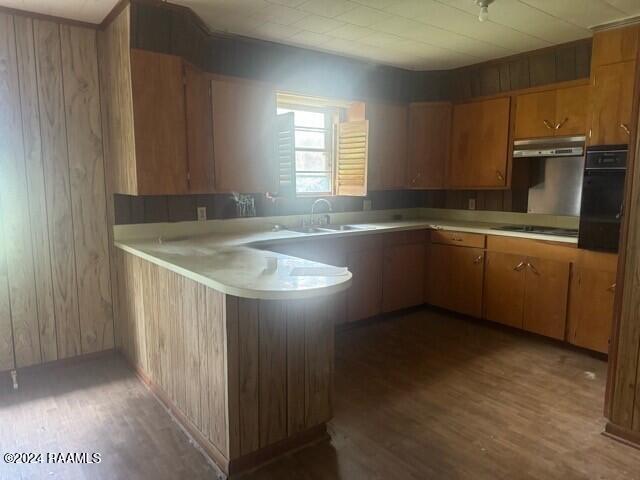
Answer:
[
  {"left": 117, "top": 250, "right": 334, "bottom": 474},
  {"left": 450, "top": 39, "right": 592, "bottom": 101},
  {"left": 0, "top": 12, "right": 113, "bottom": 371}
]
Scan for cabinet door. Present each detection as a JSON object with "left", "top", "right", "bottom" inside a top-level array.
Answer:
[
  {"left": 346, "top": 248, "right": 383, "bottom": 322},
  {"left": 427, "top": 244, "right": 484, "bottom": 317},
  {"left": 449, "top": 97, "right": 510, "bottom": 188},
  {"left": 522, "top": 257, "right": 570, "bottom": 340},
  {"left": 555, "top": 85, "right": 590, "bottom": 136},
  {"left": 211, "top": 76, "right": 277, "bottom": 193},
  {"left": 567, "top": 267, "right": 616, "bottom": 353},
  {"left": 130, "top": 49, "right": 189, "bottom": 195},
  {"left": 407, "top": 102, "right": 450, "bottom": 189},
  {"left": 484, "top": 251, "right": 526, "bottom": 328},
  {"left": 514, "top": 90, "right": 556, "bottom": 139},
  {"left": 184, "top": 63, "right": 214, "bottom": 193},
  {"left": 592, "top": 24, "right": 640, "bottom": 67},
  {"left": 382, "top": 243, "right": 425, "bottom": 313},
  {"left": 367, "top": 102, "right": 407, "bottom": 190},
  {"left": 589, "top": 61, "right": 636, "bottom": 146},
  {"left": 448, "top": 102, "right": 477, "bottom": 187}
]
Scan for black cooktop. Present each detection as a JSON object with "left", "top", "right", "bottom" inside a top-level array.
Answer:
[{"left": 491, "top": 225, "right": 579, "bottom": 238}]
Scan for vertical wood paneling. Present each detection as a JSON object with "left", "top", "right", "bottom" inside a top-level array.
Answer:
[
  {"left": 238, "top": 298, "right": 260, "bottom": 455},
  {"left": 34, "top": 19, "right": 81, "bottom": 359},
  {"left": 259, "top": 300, "right": 287, "bottom": 447},
  {"left": 225, "top": 295, "right": 240, "bottom": 458},
  {"left": 305, "top": 299, "right": 333, "bottom": 428},
  {"left": 182, "top": 276, "right": 201, "bottom": 427},
  {"left": 13, "top": 16, "right": 57, "bottom": 363},
  {"left": 60, "top": 25, "right": 114, "bottom": 354},
  {"left": 286, "top": 301, "right": 306, "bottom": 436},
  {"left": 205, "top": 288, "right": 227, "bottom": 454},
  {"left": 0, "top": 13, "right": 41, "bottom": 368},
  {"left": 0, "top": 199, "right": 15, "bottom": 371},
  {"left": 196, "top": 279, "right": 211, "bottom": 439}
]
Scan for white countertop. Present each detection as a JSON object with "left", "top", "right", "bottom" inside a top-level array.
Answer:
[{"left": 115, "top": 215, "right": 577, "bottom": 300}]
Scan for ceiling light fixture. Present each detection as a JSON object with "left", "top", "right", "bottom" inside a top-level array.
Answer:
[{"left": 475, "top": 0, "right": 495, "bottom": 22}]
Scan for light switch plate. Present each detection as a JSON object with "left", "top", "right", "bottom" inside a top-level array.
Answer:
[
  {"left": 197, "top": 206, "right": 207, "bottom": 221},
  {"left": 468, "top": 198, "right": 476, "bottom": 210}
]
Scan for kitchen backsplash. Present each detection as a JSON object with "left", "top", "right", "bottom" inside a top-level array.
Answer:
[{"left": 113, "top": 188, "right": 529, "bottom": 225}]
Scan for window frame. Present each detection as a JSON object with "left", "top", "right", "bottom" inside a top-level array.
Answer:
[{"left": 277, "top": 103, "right": 339, "bottom": 197}]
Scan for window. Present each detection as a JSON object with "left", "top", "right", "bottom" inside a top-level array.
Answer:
[{"left": 277, "top": 105, "right": 336, "bottom": 196}]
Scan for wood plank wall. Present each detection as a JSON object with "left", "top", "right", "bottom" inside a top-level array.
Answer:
[
  {"left": 0, "top": 12, "right": 113, "bottom": 371},
  {"left": 117, "top": 250, "right": 334, "bottom": 468},
  {"left": 449, "top": 39, "right": 592, "bottom": 101}
]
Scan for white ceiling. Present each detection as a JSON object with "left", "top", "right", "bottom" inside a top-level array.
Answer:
[{"left": 2, "top": 0, "right": 640, "bottom": 70}]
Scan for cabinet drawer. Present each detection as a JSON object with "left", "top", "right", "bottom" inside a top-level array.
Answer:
[{"left": 430, "top": 230, "right": 485, "bottom": 248}]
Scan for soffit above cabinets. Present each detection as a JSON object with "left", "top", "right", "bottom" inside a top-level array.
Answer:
[{"left": 1, "top": 0, "right": 639, "bottom": 70}]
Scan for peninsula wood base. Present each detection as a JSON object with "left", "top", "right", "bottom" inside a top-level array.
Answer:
[{"left": 116, "top": 251, "right": 335, "bottom": 476}]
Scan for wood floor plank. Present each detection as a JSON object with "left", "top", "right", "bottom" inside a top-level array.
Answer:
[
  {"left": 13, "top": 15, "right": 58, "bottom": 363},
  {"left": 59, "top": 24, "right": 113, "bottom": 355},
  {"left": 33, "top": 19, "right": 81, "bottom": 359},
  {"left": 0, "top": 12, "right": 41, "bottom": 368}
]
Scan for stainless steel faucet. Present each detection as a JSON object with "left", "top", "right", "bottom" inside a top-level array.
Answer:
[{"left": 309, "top": 198, "right": 332, "bottom": 226}]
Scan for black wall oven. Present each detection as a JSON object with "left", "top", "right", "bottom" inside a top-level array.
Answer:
[{"left": 578, "top": 146, "right": 627, "bottom": 252}]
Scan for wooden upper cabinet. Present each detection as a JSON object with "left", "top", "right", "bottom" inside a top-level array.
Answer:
[
  {"left": 184, "top": 63, "right": 214, "bottom": 193},
  {"left": 407, "top": 102, "right": 451, "bottom": 189},
  {"left": 211, "top": 75, "right": 277, "bottom": 193},
  {"left": 514, "top": 85, "right": 589, "bottom": 139},
  {"left": 567, "top": 267, "right": 616, "bottom": 354},
  {"left": 449, "top": 97, "right": 510, "bottom": 189},
  {"left": 129, "top": 49, "right": 189, "bottom": 195},
  {"left": 366, "top": 101, "right": 407, "bottom": 190},
  {"left": 589, "top": 60, "right": 636, "bottom": 146},
  {"left": 522, "top": 256, "right": 570, "bottom": 340},
  {"left": 514, "top": 90, "right": 556, "bottom": 139},
  {"left": 555, "top": 85, "right": 590, "bottom": 136},
  {"left": 592, "top": 24, "right": 640, "bottom": 67}
]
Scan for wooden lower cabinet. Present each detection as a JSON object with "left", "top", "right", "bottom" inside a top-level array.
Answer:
[
  {"left": 484, "top": 251, "right": 526, "bottom": 328},
  {"left": 382, "top": 243, "right": 425, "bottom": 313},
  {"left": 346, "top": 247, "right": 383, "bottom": 322},
  {"left": 427, "top": 244, "right": 484, "bottom": 317},
  {"left": 567, "top": 267, "right": 616, "bottom": 353},
  {"left": 522, "top": 257, "right": 570, "bottom": 340}
]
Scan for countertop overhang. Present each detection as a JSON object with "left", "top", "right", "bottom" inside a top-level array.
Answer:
[{"left": 115, "top": 215, "right": 577, "bottom": 300}]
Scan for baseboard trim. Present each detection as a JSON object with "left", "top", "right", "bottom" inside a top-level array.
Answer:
[
  {"left": 603, "top": 422, "right": 640, "bottom": 450},
  {"left": 121, "top": 350, "right": 329, "bottom": 478},
  {"left": 1, "top": 349, "right": 117, "bottom": 376}
]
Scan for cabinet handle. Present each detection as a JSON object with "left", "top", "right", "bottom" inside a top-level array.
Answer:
[
  {"left": 555, "top": 117, "right": 568, "bottom": 130},
  {"left": 473, "top": 254, "right": 484, "bottom": 264},
  {"left": 620, "top": 123, "right": 630, "bottom": 135},
  {"left": 607, "top": 283, "right": 616, "bottom": 292},
  {"left": 543, "top": 119, "right": 554, "bottom": 130},
  {"left": 496, "top": 170, "right": 504, "bottom": 182},
  {"left": 526, "top": 262, "right": 540, "bottom": 275},
  {"left": 411, "top": 172, "right": 422, "bottom": 185},
  {"left": 513, "top": 261, "right": 526, "bottom": 271},
  {"left": 451, "top": 237, "right": 464, "bottom": 242}
]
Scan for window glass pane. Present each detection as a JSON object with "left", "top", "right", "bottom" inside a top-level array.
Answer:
[
  {"left": 295, "top": 129, "right": 325, "bottom": 149},
  {"left": 296, "top": 173, "right": 331, "bottom": 194},
  {"left": 276, "top": 108, "right": 325, "bottom": 128},
  {"left": 295, "top": 151, "right": 329, "bottom": 171}
]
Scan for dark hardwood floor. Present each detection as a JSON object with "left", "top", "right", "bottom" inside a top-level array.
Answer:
[{"left": 2, "top": 307, "right": 640, "bottom": 479}]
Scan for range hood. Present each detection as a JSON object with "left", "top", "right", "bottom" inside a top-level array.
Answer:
[
  {"left": 512, "top": 136, "right": 586, "bottom": 217},
  {"left": 513, "top": 136, "right": 585, "bottom": 158}
]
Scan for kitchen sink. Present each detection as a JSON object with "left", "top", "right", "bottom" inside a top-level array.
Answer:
[{"left": 285, "top": 226, "right": 327, "bottom": 234}]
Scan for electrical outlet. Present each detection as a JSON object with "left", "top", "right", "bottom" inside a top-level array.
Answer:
[
  {"left": 468, "top": 198, "right": 476, "bottom": 210},
  {"left": 197, "top": 206, "right": 207, "bottom": 221},
  {"left": 363, "top": 199, "right": 372, "bottom": 211}
]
